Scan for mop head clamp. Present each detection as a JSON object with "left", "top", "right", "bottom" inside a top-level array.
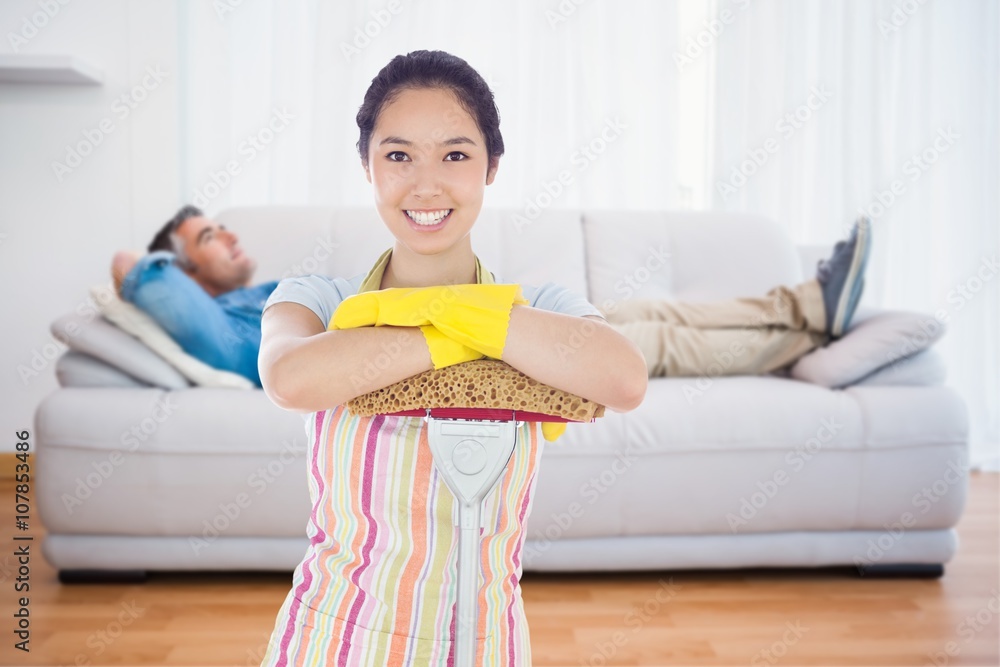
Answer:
[{"left": 346, "top": 359, "right": 605, "bottom": 424}]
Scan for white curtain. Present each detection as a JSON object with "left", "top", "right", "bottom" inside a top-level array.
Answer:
[
  {"left": 177, "top": 0, "right": 682, "bottom": 211},
  {"left": 177, "top": 0, "right": 998, "bottom": 468},
  {"left": 702, "top": 0, "right": 999, "bottom": 468}
]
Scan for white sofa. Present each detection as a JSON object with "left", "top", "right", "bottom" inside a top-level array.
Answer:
[{"left": 34, "top": 207, "right": 970, "bottom": 582}]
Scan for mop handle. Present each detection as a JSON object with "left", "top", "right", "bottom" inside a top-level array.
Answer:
[{"left": 456, "top": 499, "right": 483, "bottom": 666}]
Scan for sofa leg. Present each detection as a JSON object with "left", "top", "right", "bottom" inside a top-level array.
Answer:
[
  {"left": 58, "top": 568, "right": 149, "bottom": 584},
  {"left": 855, "top": 563, "right": 944, "bottom": 578}
]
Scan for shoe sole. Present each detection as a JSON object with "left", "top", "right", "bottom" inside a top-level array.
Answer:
[{"left": 831, "top": 219, "right": 871, "bottom": 337}]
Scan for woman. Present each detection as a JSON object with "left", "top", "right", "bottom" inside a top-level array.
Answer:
[{"left": 257, "top": 49, "right": 646, "bottom": 666}]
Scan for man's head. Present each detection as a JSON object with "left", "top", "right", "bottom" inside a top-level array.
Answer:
[{"left": 148, "top": 205, "right": 256, "bottom": 297}]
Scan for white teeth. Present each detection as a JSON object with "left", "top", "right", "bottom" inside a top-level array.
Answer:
[{"left": 405, "top": 209, "right": 451, "bottom": 225}]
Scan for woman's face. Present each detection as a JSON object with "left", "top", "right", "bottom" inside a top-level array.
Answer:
[{"left": 365, "top": 86, "right": 497, "bottom": 257}]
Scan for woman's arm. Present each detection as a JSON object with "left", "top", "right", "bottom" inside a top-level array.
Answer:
[
  {"left": 500, "top": 306, "right": 647, "bottom": 413},
  {"left": 259, "top": 302, "right": 435, "bottom": 413}
]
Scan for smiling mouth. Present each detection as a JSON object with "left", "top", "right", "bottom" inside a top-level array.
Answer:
[{"left": 405, "top": 209, "right": 453, "bottom": 226}]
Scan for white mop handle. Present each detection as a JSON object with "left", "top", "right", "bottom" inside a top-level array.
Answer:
[{"left": 455, "top": 500, "right": 482, "bottom": 666}]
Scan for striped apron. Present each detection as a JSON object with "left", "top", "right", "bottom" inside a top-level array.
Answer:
[{"left": 260, "top": 250, "right": 541, "bottom": 666}]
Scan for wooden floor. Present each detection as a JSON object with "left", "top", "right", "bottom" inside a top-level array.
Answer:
[{"left": 1, "top": 473, "right": 996, "bottom": 667}]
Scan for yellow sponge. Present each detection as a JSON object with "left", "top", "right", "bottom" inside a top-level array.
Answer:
[{"left": 346, "top": 359, "right": 605, "bottom": 423}]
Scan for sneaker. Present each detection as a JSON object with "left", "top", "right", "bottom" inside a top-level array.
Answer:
[{"left": 816, "top": 217, "right": 872, "bottom": 337}]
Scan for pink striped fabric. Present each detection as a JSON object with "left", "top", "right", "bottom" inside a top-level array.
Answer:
[{"left": 259, "top": 405, "right": 543, "bottom": 666}]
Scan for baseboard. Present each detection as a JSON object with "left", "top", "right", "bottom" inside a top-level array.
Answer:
[{"left": 0, "top": 452, "right": 34, "bottom": 479}]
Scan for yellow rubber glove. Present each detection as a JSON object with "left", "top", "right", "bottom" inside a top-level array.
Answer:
[
  {"left": 331, "top": 284, "right": 528, "bottom": 360},
  {"left": 424, "top": 284, "right": 528, "bottom": 359},
  {"left": 419, "top": 325, "right": 485, "bottom": 370},
  {"left": 326, "top": 310, "right": 482, "bottom": 370},
  {"left": 330, "top": 287, "right": 444, "bottom": 330},
  {"left": 541, "top": 422, "right": 567, "bottom": 442}
]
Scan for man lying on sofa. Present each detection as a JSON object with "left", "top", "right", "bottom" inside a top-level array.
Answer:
[
  {"left": 112, "top": 205, "right": 277, "bottom": 386},
  {"left": 111, "top": 205, "right": 871, "bottom": 387}
]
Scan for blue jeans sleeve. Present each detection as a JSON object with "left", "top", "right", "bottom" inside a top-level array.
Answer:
[{"left": 120, "top": 251, "right": 261, "bottom": 385}]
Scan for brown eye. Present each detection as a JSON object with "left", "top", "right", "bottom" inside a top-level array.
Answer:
[
  {"left": 444, "top": 152, "right": 469, "bottom": 161},
  {"left": 386, "top": 151, "right": 409, "bottom": 162}
]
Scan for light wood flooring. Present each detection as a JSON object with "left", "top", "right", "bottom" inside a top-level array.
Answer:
[{"left": 0, "top": 472, "right": 996, "bottom": 666}]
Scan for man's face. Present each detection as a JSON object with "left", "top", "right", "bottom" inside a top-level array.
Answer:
[{"left": 173, "top": 216, "right": 256, "bottom": 296}]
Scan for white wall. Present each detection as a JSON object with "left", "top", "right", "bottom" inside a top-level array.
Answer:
[{"left": 0, "top": 0, "right": 179, "bottom": 452}]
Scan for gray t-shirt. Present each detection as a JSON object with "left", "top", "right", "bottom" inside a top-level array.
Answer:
[{"left": 263, "top": 271, "right": 603, "bottom": 327}]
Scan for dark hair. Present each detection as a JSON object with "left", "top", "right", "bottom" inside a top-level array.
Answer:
[
  {"left": 148, "top": 205, "right": 202, "bottom": 267},
  {"left": 356, "top": 50, "right": 504, "bottom": 172}
]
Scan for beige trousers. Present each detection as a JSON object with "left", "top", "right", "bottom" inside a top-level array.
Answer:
[{"left": 602, "top": 279, "right": 830, "bottom": 377}]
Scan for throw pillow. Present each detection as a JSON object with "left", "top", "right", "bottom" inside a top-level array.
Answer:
[
  {"left": 790, "top": 307, "right": 946, "bottom": 388},
  {"left": 91, "top": 285, "right": 255, "bottom": 389}
]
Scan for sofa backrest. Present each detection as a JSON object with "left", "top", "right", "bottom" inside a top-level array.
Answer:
[
  {"left": 216, "top": 207, "right": 804, "bottom": 307},
  {"left": 583, "top": 210, "right": 804, "bottom": 308},
  {"left": 215, "top": 206, "right": 590, "bottom": 297}
]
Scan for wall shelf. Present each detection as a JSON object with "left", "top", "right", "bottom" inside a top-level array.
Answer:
[{"left": 0, "top": 54, "right": 103, "bottom": 85}]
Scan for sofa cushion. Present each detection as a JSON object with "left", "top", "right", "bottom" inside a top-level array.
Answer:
[
  {"left": 530, "top": 376, "right": 968, "bottom": 539},
  {"left": 51, "top": 311, "right": 191, "bottom": 390},
  {"left": 56, "top": 350, "right": 149, "bottom": 388},
  {"left": 92, "top": 286, "right": 256, "bottom": 390},
  {"left": 791, "top": 308, "right": 946, "bottom": 388},
  {"left": 853, "top": 348, "right": 946, "bottom": 387}
]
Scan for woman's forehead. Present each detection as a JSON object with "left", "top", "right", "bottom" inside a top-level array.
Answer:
[{"left": 374, "top": 87, "right": 480, "bottom": 141}]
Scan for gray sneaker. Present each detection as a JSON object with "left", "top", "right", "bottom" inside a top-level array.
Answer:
[{"left": 816, "top": 217, "right": 872, "bottom": 337}]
